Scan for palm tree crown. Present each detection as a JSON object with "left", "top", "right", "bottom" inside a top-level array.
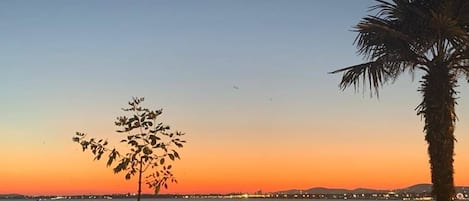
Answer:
[
  {"left": 332, "top": 0, "right": 469, "bottom": 95},
  {"left": 331, "top": 1, "right": 469, "bottom": 201}
]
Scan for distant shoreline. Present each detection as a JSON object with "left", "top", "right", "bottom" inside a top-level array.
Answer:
[{"left": 2, "top": 183, "right": 469, "bottom": 200}]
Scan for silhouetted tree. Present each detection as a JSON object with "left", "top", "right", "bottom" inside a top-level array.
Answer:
[
  {"left": 331, "top": 1, "right": 469, "bottom": 201},
  {"left": 73, "top": 97, "right": 186, "bottom": 201}
]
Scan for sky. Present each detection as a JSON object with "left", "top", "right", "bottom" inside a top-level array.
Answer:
[{"left": 3, "top": 0, "right": 469, "bottom": 196}]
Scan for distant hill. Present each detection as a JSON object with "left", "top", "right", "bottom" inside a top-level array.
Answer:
[
  {"left": 0, "top": 194, "right": 26, "bottom": 199},
  {"left": 276, "top": 184, "right": 469, "bottom": 195},
  {"left": 304, "top": 187, "right": 387, "bottom": 194},
  {"left": 352, "top": 188, "right": 387, "bottom": 194},
  {"left": 397, "top": 184, "right": 469, "bottom": 193},
  {"left": 276, "top": 187, "right": 386, "bottom": 195},
  {"left": 396, "top": 184, "right": 432, "bottom": 193},
  {"left": 305, "top": 187, "right": 350, "bottom": 194}
]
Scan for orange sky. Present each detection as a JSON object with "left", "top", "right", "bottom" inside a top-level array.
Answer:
[{"left": 3, "top": 119, "right": 469, "bottom": 195}]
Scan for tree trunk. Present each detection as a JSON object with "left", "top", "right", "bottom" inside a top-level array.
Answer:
[
  {"left": 419, "top": 64, "right": 457, "bottom": 201},
  {"left": 137, "top": 160, "right": 143, "bottom": 201}
]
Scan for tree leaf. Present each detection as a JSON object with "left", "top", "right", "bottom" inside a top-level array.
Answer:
[
  {"left": 173, "top": 150, "right": 180, "bottom": 159},
  {"left": 154, "top": 184, "right": 160, "bottom": 195},
  {"left": 128, "top": 140, "right": 138, "bottom": 147},
  {"left": 149, "top": 135, "right": 157, "bottom": 146},
  {"left": 168, "top": 154, "right": 175, "bottom": 161},
  {"left": 143, "top": 147, "right": 152, "bottom": 155}
]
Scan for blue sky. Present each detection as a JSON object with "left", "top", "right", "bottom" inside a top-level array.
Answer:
[{"left": 2, "top": 0, "right": 373, "bottom": 124}]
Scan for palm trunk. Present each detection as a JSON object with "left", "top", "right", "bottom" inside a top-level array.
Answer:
[
  {"left": 137, "top": 160, "right": 143, "bottom": 201},
  {"left": 419, "top": 64, "right": 457, "bottom": 201}
]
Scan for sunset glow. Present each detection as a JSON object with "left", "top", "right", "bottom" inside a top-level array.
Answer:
[{"left": 3, "top": 0, "right": 469, "bottom": 196}]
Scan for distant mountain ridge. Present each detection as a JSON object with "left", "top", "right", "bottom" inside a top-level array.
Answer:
[
  {"left": 0, "top": 194, "right": 26, "bottom": 198},
  {"left": 276, "top": 184, "right": 469, "bottom": 194}
]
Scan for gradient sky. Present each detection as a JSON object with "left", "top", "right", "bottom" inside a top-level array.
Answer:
[{"left": 3, "top": 0, "right": 469, "bottom": 196}]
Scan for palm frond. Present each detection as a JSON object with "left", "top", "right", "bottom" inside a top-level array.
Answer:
[
  {"left": 354, "top": 12, "right": 429, "bottom": 66},
  {"left": 453, "top": 65, "right": 469, "bottom": 82},
  {"left": 330, "top": 61, "right": 390, "bottom": 97}
]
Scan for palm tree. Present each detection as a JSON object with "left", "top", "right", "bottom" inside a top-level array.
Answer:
[{"left": 331, "top": 1, "right": 469, "bottom": 201}]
